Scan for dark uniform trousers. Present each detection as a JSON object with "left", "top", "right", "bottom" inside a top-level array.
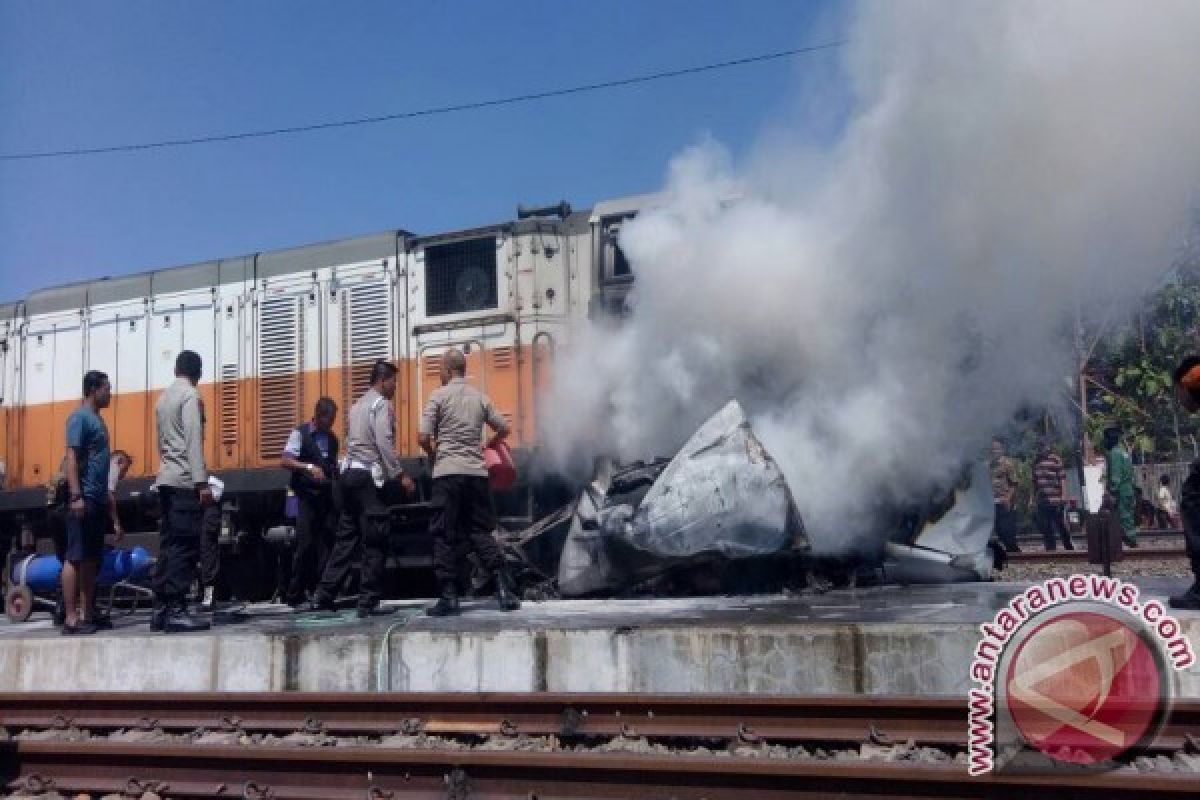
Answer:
[
  {"left": 286, "top": 490, "right": 337, "bottom": 604},
  {"left": 430, "top": 474, "right": 504, "bottom": 585},
  {"left": 154, "top": 486, "right": 203, "bottom": 606},
  {"left": 199, "top": 504, "right": 223, "bottom": 592},
  {"left": 1035, "top": 502, "right": 1072, "bottom": 550},
  {"left": 315, "top": 469, "right": 389, "bottom": 611},
  {"left": 1179, "top": 462, "right": 1200, "bottom": 587},
  {"left": 993, "top": 503, "right": 1018, "bottom": 551}
]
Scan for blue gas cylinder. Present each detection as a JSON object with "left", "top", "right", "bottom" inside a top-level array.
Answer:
[
  {"left": 18, "top": 554, "right": 62, "bottom": 593},
  {"left": 13, "top": 546, "right": 152, "bottom": 592},
  {"left": 96, "top": 546, "right": 152, "bottom": 585}
]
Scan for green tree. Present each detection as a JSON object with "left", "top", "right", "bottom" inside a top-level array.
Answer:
[{"left": 1085, "top": 261, "right": 1200, "bottom": 462}]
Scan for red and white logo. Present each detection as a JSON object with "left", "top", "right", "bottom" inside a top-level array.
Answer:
[
  {"left": 967, "top": 576, "right": 1193, "bottom": 775},
  {"left": 1005, "top": 610, "right": 1164, "bottom": 765}
]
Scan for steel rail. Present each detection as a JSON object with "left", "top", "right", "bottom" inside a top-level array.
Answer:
[
  {"left": 0, "top": 692, "right": 970, "bottom": 745},
  {"left": 1008, "top": 547, "right": 1188, "bottom": 563},
  {"left": 1017, "top": 528, "right": 1185, "bottom": 540},
  {"left": 6, "top": 740, "right": 1199, "bottom": 799},
  {"left": 2, "top": 692, "right": 1197, "bottom": 749}
]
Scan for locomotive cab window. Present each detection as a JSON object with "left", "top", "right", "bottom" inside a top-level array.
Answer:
[
  {"left": 424, "top": 237, "right": 499, "bottom": 317},
  {"left": 612, "top": 240, "right": 631, "bottom": 278},
  {"left": 603, "top": 218, "right": 635, "bottom": 283}
]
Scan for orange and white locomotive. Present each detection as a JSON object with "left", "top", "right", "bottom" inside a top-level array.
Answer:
[{"left": 0, "top": 197, "right": 643, "bottom": 590}]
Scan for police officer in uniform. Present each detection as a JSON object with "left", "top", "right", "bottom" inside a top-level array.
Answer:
[
  {"left": 281, "top": 397, "right": 340, "bottom": 608},
  {"left": 312, "top": 361, "right": 413, "bottom": 617},
  {"left": 151, "top": 350, "right": 212, "bottom": 632},
  {"left": 1170, "top": 356, "right": 1200, "bottom": 610},
  {"left": 419, "top": 347, "right": 520, "bottom": 616}
]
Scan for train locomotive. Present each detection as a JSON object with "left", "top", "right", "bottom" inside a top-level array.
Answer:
[{"left": 0, "top": 196, "right": 646, "bottom": 600}]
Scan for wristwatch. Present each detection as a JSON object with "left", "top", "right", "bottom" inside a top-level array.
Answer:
[{"left": 69, "top": 494, "right": 82, "bottom": 502}]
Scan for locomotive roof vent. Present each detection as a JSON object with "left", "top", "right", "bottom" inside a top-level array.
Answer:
[{"left": 517, "top": 201, "right": 572, "bottom": 220}]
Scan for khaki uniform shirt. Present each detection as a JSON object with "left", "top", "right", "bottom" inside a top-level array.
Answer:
[
  {"left": 419, "top": 377, "right": 509, "bottom": 479},
  {"left": 344, "top": 387, "right": 402, "bottom": 480},
  {"left": 156, "top": 377, "right": 208, "bottom": 489},
  {"left": 990, "top": 455, "right": 1017, "bottom": 510}
]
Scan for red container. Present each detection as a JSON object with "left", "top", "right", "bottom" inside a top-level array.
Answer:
[{"left": 485, "top": 441, "right": 517, "bottom": 491}]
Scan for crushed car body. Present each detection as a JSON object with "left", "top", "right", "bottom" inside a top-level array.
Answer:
[{"left": 511, "top": 400, "right": 997, "bottom": 597}]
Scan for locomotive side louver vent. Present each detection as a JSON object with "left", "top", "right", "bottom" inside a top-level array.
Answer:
[
  {"left": 341, "top": 281, "right": 392, "bottom": 416},
  {"left": 220, "top": 364, "right": 239, "bottom": 447},
  {"left": 258, "top": 296, "right": 303, "bottom": 460},
  {"left": 424, "top": 237, "right": 498, "bottom": 317},
  {"left": 423, "top": 353, "right": 442, "bottom": 377}
]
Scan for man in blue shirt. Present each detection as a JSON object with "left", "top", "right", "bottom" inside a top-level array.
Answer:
[{"left": 61, "top": 370, "right": 113, "bottom": 635}]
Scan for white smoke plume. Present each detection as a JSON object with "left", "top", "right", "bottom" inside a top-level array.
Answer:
[{"left": 541, "top": 0, "right": 1200, "bottom": 553}]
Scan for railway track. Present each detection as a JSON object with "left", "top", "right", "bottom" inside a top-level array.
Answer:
[
  {"left": 2, "top": 693, "right": 1199, "bottom": 798},
  {"left": 1017, "top": 529, "right": 1185, "bottom": 546},
  {"left": 1007, "top": 546, "right": 1188, "bottom": 563}
]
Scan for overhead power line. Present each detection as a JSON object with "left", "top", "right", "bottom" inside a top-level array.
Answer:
[{"left": 0, "top": 41, "right": 844, "bottom": 162}]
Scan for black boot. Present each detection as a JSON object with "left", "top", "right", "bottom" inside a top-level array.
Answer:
[
  {"left": 163, "top": 599, "right": 211, "bottom": 633},
  {"left": 52, "top": 592, "right": 66, "bottom": 627},
  {"left": 494, "top": 568, "right": 521, "bottom": 612},
  {"left": 307, "top": 592, "right": 336, "bottom": 613},
  {"left": 1169, "top": 576, "right": 1200, "bottom": 610},
  {"left": 150, "top": 599, "right": 169, "bottom": 632},
  {"left": 426, "top": 582, "right": 460, "bottom": 617},
  {"left": 91, "top": 605, "right": 113, "bottom": 630}
]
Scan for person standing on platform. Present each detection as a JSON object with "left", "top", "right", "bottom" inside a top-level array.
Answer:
[
  {"left": 312, "top": 361, "right": 413, "bottom": 618},
  {"left": 151, "top": 350, "right": 212, "bottom": 633},
  {"left": 1033, "top": 441, "right": 1073, "bottom": 551},
  {"left": 1170, "top": 356, "right": 1200, "bottom": 609},
  {"left": 281, "top": 397, "right": 340, "bottom": 609},
  {"left": 990, "top": 438, "right": 1020, "bottom": 553},
  {"left": 1103, "top": 427, "right": 1138, "bottom": 548},
  {"left": 60, "top": 370, "right": 114, "bottom": 635},
  {"left": 107, "top": 449, "right": 132, "bottom": 543},
  {"left": 419, "top": 347, "right": 520, "bottom": 617},
  {"left": 1157, "top": 474, "right": 1179, "bottom": 530},
  {"left": 197, "top": 475, "right": 237, "bottom": 612}
]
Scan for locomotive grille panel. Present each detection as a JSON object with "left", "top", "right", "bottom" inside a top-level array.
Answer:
[
  {"left": 341, "top": 281, "right": 392, "bottom": 416},
  {"left": 491, "top": 346, "right": 514, "bottom": 370},
  {"left": 220, "top": 364, "right": 239, "bottom": 447},
  {"left": 424, "top": 237, "right": 498, "bottom": 317},
  {"left": 258, "top": 296, "right": 304, "bottom": 461}
]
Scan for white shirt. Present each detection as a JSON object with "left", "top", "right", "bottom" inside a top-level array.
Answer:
[
  {"left": 1157, "top": 485, "right": 1177, "bottom": 515},
  {"left": 108, "top": 456, "right": 122, "bottom": 493}
]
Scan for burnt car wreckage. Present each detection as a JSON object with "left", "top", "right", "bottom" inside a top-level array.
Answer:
[{"left": 501, "top": 401, "right": 1000, "bottom": 600}]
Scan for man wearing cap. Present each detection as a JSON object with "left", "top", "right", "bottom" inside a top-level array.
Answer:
[{"left": 419, "top": 347, "right": 519, "bottom": 617}]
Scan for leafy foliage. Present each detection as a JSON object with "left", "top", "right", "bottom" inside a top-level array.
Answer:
[{"left": 1085, "top": 257, "right": 1200, "bottom": 462}]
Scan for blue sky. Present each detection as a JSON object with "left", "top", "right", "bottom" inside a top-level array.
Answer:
[{"left": 0, "top": 1, "right": 845, "bottom": 299}]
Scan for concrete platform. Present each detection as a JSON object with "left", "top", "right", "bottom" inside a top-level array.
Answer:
[{"left": 2, "top": 578, "right": 1198, "bottom": 696}]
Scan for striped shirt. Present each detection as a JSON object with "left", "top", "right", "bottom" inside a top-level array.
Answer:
[{"left": 1033, "top": 450, "right": 1066, "bottom": 506}]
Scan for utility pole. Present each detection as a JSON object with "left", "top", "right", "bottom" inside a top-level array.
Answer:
[{"left": 1074, "top": 306, "right": 1091, "bottom": 510}]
